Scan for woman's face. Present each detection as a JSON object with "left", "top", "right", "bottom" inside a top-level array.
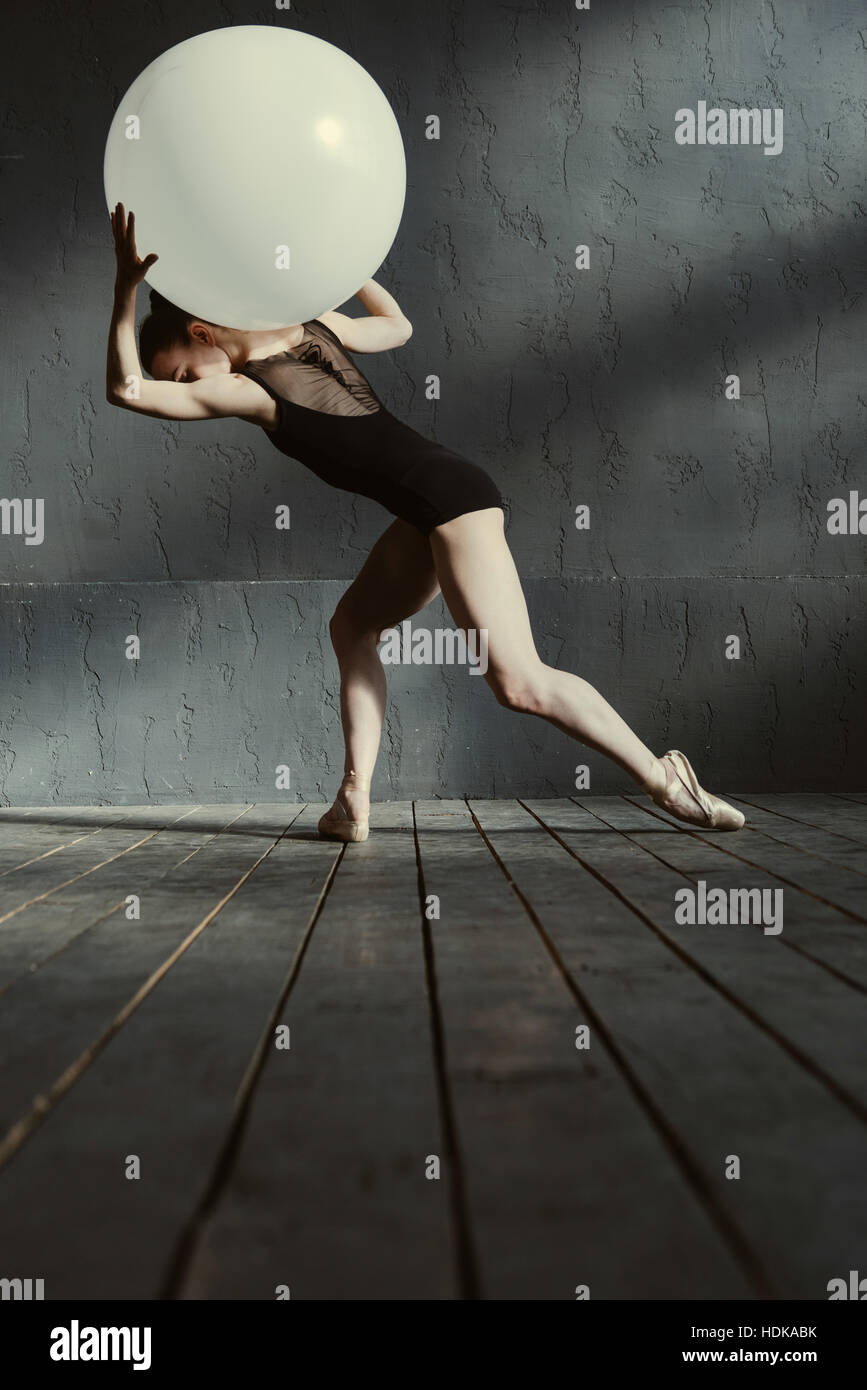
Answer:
[{"left": 149, "top": 335, "right": 231, "bottom": 382}]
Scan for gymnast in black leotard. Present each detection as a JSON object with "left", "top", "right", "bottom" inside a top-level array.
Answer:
[
  {"left": 237, "top": 317, "right": 504, "bottom": 535},
  {"left": 108, "top": 200, "right": 747, "bottom": 842}
]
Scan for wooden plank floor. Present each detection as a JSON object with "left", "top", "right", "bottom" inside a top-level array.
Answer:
[{"left": 0, "top": 794, "right": 864, "bottom": 1300}]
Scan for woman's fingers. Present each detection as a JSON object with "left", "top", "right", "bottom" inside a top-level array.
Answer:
[
  {"left": 110, "top": 203, "right": 155, "bottom": 276},
  {"left": 111, "top": 203, "right": 126, "bottom": 249}
]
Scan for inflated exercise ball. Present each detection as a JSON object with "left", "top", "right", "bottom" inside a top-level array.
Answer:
[{"left": 103, "top": 26, "right": 406, "bottom": 329}]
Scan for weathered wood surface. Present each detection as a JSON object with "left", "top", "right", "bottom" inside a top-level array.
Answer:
[
  {"left": 0, "top": 796, "right": 864, "bottom": 1300},
  {"left": 417, "top": 799, "right": 751, "bottom": 1299},
  {"left": 621, "top": 796, "right": 867, "bottom": 921},
  {"left": 181, "top": 802, "right": 453, "bottom": 1301}
]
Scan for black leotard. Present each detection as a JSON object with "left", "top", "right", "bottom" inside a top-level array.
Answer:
[{"left": 238, "top": 319, "right": 504, "bottom": 535}]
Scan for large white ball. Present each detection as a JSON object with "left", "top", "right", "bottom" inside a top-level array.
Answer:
[{"left": 103, "top": 26, "right": 406, "bottom": 329}]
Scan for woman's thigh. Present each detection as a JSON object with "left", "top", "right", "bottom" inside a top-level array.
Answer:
[
  {"left": 428, "top": 508, "right": 543, "bottom": 680},
  {"left": 334, "top": 518, "right": 440, "bottom": 635}
]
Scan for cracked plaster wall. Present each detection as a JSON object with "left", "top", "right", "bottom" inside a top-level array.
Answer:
[{"left": 1, "top": 0, "right": 865, "bottom": 801}]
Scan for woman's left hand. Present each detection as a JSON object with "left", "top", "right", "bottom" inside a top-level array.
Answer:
[{"left": 111, "top": 202, "right": 158, "bottom": 288}]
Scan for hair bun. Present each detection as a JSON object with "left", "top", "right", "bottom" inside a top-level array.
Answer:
[{"left": 149, "top": 288, "right": 172, "bottom": 312}]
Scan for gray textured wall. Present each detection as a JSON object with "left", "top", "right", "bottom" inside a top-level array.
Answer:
[{"left": 1, "top": 0, "right": 865, "bottom": 802}]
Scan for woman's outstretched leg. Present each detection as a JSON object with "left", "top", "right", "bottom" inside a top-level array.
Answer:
[
  {"left": 429, "top": 508, "right": 743, "bottom": 829},
  {"left": 429, "top": 509, "right": 658, "bottom": 782},
  {"left": 324, "top": 518, "right": 440, "bottom": 827}
]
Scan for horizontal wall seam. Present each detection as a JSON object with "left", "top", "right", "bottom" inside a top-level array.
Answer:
[{"left": 0, "top": 576, "right": 865, "bottom": 590}]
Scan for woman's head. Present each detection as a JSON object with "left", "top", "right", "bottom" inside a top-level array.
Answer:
[{"left": 139, "top": 289, "right": 231, "bottom": 381}]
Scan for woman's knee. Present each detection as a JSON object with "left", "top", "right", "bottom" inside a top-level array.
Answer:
[
  {"left": 329, "top": 599, "right": 381, "bottom": 654},
  {"left": 486, "top": 665, "right": 551, "bottom": 715}
]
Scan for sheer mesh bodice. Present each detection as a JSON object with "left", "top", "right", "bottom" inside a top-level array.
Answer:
[
  {"left": 238, "top": 316, "right": 504, "bottom": 535},
  {"left": 240, "top": 318, "right": 382, "bottom": 417}
]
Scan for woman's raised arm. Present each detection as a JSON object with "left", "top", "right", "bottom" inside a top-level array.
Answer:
[
  {"left": 317, "top": 278, "right": 412, "bottom": 353},
  {"left": 105, "top": 203, "right": 262, "bottom": 422}
]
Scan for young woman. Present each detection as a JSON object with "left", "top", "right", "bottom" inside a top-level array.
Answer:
[{"left": 107, "top": 203, "right": 745, "bottom": 842}]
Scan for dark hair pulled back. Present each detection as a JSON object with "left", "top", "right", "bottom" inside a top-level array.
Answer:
[{"left": 138, "top": 289, "right": 196, "bottom": 375}]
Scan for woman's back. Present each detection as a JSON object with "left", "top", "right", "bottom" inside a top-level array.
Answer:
[
  {"left": 238, "top": 316, "right": 502, "bottom": 536},
  {"left": 241, "top": 319, "right": 383, "bottom": 418}
]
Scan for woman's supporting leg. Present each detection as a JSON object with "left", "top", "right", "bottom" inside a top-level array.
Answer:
[
  {"left": 428, "top": 508, "right": 662, "bottom": 787},
  {"left": 326, "top": 518, "right": 440, "bottom": 821}
]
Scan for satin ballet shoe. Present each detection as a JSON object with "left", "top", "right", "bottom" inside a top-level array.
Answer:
[
  {"left": 318, "top": 770, "right": 370, "bottom": 843},
  {"left": 643, "top": 749, "right": 745, "bottom": 831}
]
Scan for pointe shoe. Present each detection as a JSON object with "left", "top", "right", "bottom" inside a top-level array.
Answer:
[
  {"left": 643, "top": 750, "right": 745, "bottom": 831},
  {"left": 318, "top": 770, "right": 371, "bottom": 843}
]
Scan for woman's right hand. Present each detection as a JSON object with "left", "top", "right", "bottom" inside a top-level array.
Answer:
[{"left": 111, "top": 202, "right": 158, "bottom": 290}]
